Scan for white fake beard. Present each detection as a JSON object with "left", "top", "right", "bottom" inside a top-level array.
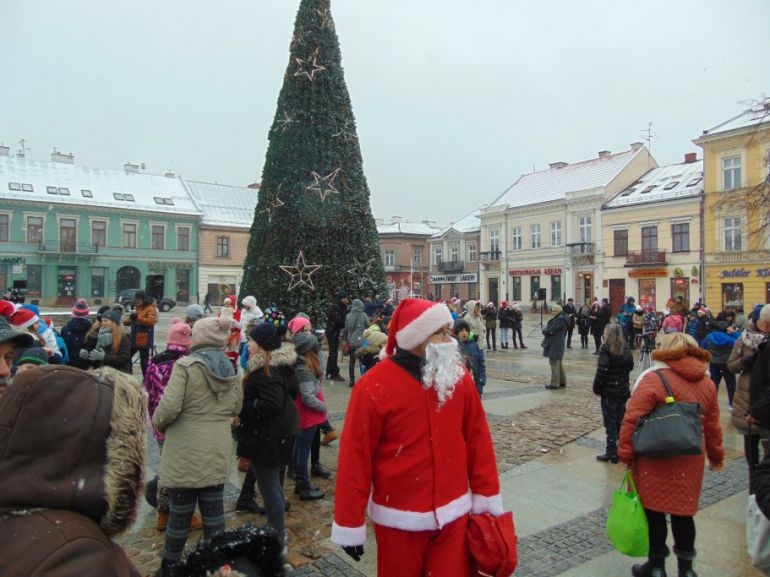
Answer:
[{"left": 422, "top": 341, "right": 465, "bottom": 407}]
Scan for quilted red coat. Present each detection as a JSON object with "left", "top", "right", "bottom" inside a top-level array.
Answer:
[{"left": 618, "top": 346, "right": 724, "bottom": 516}]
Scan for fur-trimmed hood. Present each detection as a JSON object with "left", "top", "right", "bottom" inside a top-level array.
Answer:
[
  {"left": 247, "top": 340, "right": 297, "bottom": 372},
  {"left": 0, "top": 365, "right": 147, "bottom": 536},
  {"left": 651, "top": 346, "right": 711, "bottom": 381}
]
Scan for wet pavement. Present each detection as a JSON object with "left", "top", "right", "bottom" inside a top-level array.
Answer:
[{"left": 114, "top": 311, "right": 761, "bottom": 576}]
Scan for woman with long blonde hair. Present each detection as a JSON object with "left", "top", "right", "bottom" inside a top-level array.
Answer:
[{"left": 592, "top": 323, "right": 633, "bottom": 463}]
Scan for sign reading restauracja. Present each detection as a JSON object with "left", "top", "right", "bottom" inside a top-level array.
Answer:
[{"left": 509, "top": 268, "right": 562, "bottom": 276}]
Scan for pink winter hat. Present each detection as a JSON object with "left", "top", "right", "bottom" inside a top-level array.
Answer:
[
  {"left": 288, "top": 316, "right": 311, "bottom": 335},
  {"left": 167, "top": 317, "right": 192, "bottom": 348},
  {"left": 191, "top": 317, "right": 232, "bottom": 348},
  {"left": 72, "top": 299, "right": 90, "bottom": 318}
]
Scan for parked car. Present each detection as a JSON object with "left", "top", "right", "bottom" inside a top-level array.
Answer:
[{"left": 117, "top": 290, "right": 176, "bottom": 312}]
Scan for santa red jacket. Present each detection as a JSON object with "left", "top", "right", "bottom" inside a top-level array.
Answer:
[{"left": 331, "top": 356, "right": 503, "bottom": 546}]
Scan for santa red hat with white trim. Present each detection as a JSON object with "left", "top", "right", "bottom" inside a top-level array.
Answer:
[{"left": 381, "top": 298, "right": 453, "bottom": 359}]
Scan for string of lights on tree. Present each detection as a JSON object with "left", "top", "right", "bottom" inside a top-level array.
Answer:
[{"left": 239, "top": 0, "right": 385, "bottom": 322}]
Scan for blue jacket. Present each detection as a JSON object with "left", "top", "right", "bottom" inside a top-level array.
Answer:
[
  {"left": 701, "top": 331, "right": 738, "bottom": 365},
  {"left": 458, "top": 333, "right": 486, "bottom": 386}
]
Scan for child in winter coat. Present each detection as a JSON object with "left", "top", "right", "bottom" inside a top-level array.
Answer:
[
  {"left": 355, "top": 325, "right": 388, "bottom": 373},
  {"left": 9, "top": 308, "right": 62, "bottom": 363},
  {"left": 62, "top": 299, "right": 93, "bottom": 369},
  {"left": 701, "top": 320, "right": 739, "bottom": 407},
  {"left": 453, "top": 319, "right": 486, "bottom": 395},
  {"left": 632, "top": 307, "right": 645, "bottom": 344}
]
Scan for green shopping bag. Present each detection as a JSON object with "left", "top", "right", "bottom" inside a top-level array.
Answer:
[{"left": 606, "top": 469, "right": 649, "bottom": 557}]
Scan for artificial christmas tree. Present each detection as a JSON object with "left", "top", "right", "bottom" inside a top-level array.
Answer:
[{"left": 239, "top": 0, "right": 385, "bottom": 323}]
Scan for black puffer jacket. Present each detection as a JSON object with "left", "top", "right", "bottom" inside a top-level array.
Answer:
[
  {"left": 592, "top": 343, "right": 634, "bottom": 400},
  {"left": 498, "top": 307, "right": 514, "bottom": 329},
  {"left": 61, "top": 317, "right": 94, "bottom": 369},
  {"left": 237, "top": 342, "right": 299, "bottom": 466}
]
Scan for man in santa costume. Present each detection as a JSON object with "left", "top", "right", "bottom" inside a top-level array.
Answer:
[{"left": 332, "top": 298, "right": 504, "bottom": 577}]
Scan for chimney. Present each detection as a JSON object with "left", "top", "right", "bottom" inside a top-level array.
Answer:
[
  {"left": 684, "top": 152, "right": 697, "bottom": 164},
  {"left": 0, "top": 145, "right": 9, "bottom": 157},
  {"left": 630, "top": 142, "right": 643, "bottom": 152},
  {"left": 247, "top": 182, "right": 260, "bottom": 189},
  {"left": 598, "top": 150, "right": 611, "bottom": 159},
  {"left": 549, "top": 162, "right": 568, "bottom": 169},
  {"left": 391, "top": 215, "right": 404, "bottom": 224},
  {"left": 51, "top": 149, "right": 74, "bottom": 164},
  {"left": 164, "top": 171, "right": 176, "bottom": 178},
  {"left": 124, "top": 162, "right": 141, "bottom": 174}
]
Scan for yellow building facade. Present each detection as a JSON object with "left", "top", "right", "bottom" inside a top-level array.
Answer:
[{"left": 694, "top": 100, "right": 770, "bottom": 311}]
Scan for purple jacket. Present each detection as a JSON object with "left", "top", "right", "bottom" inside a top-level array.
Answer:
[{"left": 144, "top": 344, "right": 189, "bottom": 442}]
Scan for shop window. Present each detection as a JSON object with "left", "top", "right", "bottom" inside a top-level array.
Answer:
[
  {"left": 613, "top": 229, "right": 628, "bottom": 256},
  {"left": 511, "top": 276, "right": 521, "bottom": 301},
  {"left": 91, "top": 268, "right": 106, "bottom": 298},
  {"left": 176, "top": 269, "right": 190, "bottom": 303},
  {"left": 58, "top": 267, "right": 77, "bottom": 298},
  {"left": 26, "top": 265, "right": 42, "bottom": 297},
  {"left": 531, "top": 275, "right": 540, "bottom": 300},
  {"left": 638, "top": 278, "right": 657, "bottom": 309},
  {"left": 0, "top": 264, "right": 6, "bottom": 294},
  {"left": 722, "top": 283, "right": 743, "bottom": 310}
]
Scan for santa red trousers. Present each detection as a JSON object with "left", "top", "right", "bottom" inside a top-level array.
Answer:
[{"left": 374, "top": 515, "right": 470, "bottom": 577}]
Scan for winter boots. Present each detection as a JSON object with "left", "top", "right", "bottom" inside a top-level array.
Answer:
[
  {"left": 312, "top": 462, "right": 332, "bottom": 478},
  {"left": 235, "top": 496, "right": 266, "bottom": 515},
  {"left": 321, "top": 429, "right": 339, "bottom": 445},
  {"left": 295, "top": 479, "right": 324, "bottom": 500},
  {"left": 674, "top": 547, "right": 697, "bottom": 577},
  {"left": 595, "top": 453, "right": 618, "bottom": 464},
  {"left": 632, "top": 547, "right": 669, "bottom": 577}
]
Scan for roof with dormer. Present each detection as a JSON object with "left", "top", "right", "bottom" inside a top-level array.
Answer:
[{"left": 604, "top": 159, "right": 703, "bottom": 209}]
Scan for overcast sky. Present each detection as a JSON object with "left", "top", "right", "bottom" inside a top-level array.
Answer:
[{"left": 1, "top": 0, "right": 767, "bottom": 225}]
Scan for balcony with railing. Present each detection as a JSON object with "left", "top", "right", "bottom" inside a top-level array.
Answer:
[
  {"left": 479, "top": 250, "right": 501, "bottom": 261},
  {"left": 438, "top": 259, "right": 465, "bottom": 273},
  {"left": 37, "top": 241, "right": 102, "bottom": 256},
  {"left": 566, "top": 242, "right": 594, "bottom": 257},
  {"left": 625, "top": 250, "right": 667, "bottom": 267}
]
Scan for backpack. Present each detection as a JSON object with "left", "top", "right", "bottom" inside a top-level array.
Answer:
[{"left": 53, "top": 329, "right": 70, "bottom": 365}]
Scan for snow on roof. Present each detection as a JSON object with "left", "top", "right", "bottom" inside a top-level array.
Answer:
[
  {"left": 184, "top": 180, "right": 259, "bottom": 228},
  {"left": 699, "top": 99, "right": 770, "bottom": 138},
  {"left": 377, "top": 221, "right": 443, "bottom": 236},
  {"left": 432, "top": 206, "right": 484, "bottom": 238},
  {"left": 0, "top": 156, "right": 201, "bottom": 216},
  {"left": 604, "top": 159, "right": 703, "bottom": 209},
  {"left": 491, "top": 148, "right": 643, "bottom": 209}
]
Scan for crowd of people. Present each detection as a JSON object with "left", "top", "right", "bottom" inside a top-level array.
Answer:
[{"left": 1, "top": 287, "right": 770, "bottom": 577}]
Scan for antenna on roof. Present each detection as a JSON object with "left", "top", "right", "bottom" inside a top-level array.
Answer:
[
  {"left": 641, "top": 122, "right": 656, "bottom": 170},
  {"left": 16, "top": 138, "right": 29, "bottom": 159}
]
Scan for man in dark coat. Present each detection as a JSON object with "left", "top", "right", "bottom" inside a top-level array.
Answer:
[
  {"left": 747, "top": 305, "right": 770, "bottom": 428},
  {"left": 543, "top": 305, "right": 569, "bottom": 389},
  {"left": 325, "top": 291, "right": 349, "bottom": 382},
  {"left": 0, "top": 366, "right": 147, "bottom": 577},
  {"left": 562, "top": 298, "right": 577, "bottom": 349}
]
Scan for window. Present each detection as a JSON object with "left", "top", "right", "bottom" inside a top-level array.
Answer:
[
  {"left": 467, "top": 241, "right": 477, "bottom": 262},
  {"left": 723, "top": 155, "right": 742, "bottom": 190},
  {"left": 449, "top": 242, "right": 459, "bottom": 261},
  {"left": 511, "top": 276, "right": 521, "bottom": 301},
  {"left": 551, "top": 275, "right": 562, "bottom": 302},
  {"left": 122, "top": 223, "right": 137, "bottom": 249},
  {"left": 672, "top": 223, "right": 690, "bottom": 253},
  {"left": 124, "top": 193, "right": 135, "bottom": 202},
  {"left": 384, "top": 249, "right": 395, "bottom": 267},
  {"left": 686, "top": 177, "right": 702, "bottom": 187},
  {"left": 8, "top": 182, "right": 21, "bottom": 191},
  {"left": 81, "top": 189, "right": 93, "bottom": 198},
  {"left": 47, "top": 186, "right": 58, "bottom": 194},
  {"left": 579, "top": 216, "right": 592, "bottom": 243},
  {"left": 0, "top": 214, "right": 8, "bottom": 242},
  {"left": 21, "top": 183, "right": 33, "bottom": 192},
  {"left": 59, "top": 218, "right": 77, "bottom": 253},
  {"left": 26, "top": 216, "right": 43, "bottom": 244},
  {"left": 154, "top": 197, "right": 175, "bottom": 206},
  {"left": 434, "top": 246, "right": 442, "bottom": 264},
  {"left": 531, "top": 275, "right": 541, "bottom": 300},
  {"left": 724, "top": 217, "right": 742, "bottom": 251},
  {"left": 58, "top": 267, "right": 77, "bottom": 298},
  {"left": 621, "top": 188, "right": 635, "bottom": 197},
  {"left": 91, "top": 220, "right": 107, "bottom": 248},
  {"left": 91, "top": 268, "right": 106, "bottom": 298},
  {"left": 26, "top": 265, "right": 42, "bottom": 297},
  {"left": 216, "top": 236, "right": 230, "bottom": 258},
  {"left": 613, "top": 229, "right": 628, "bottom": 256},
  {"left": 151, "top": 225, "right": 165, "bottom": 250},
  {"left": 530, "top": 224, "right": 541, "bottom": 249},
  {"left": 642, "top": 226, "right": 658, "bottom": 253},
  {"left": 58, "top": 187, "right": 70, "bottom": 196},
  {"left": 722, "top": 283, "right": 744, "bottom": 310},
  {"left": 176, "top": 269, "right": 190, "bottom": 303},
  {"left": 550, "top": 221, "right": 561, "bottom": 247},
  {"left": 413, "top": 246, "right": 422, "bottom": 267},
  {"left": 177, "top": 226, "right": 190, "bottom": 251},
  {"left": 663, "top": 181, "right": 679, "bottom": 190},
  {"left": 511, "top": 226, "right": 522, "bottom": 251},
  {"left": 113, "top": 193, "right": 125, "bottom": 201},
  {"left": 641, "top": 185, "right": 656, "bottom": 194},
  {"left": 490, "top": 228, "right": 500, "bottom": 253}
]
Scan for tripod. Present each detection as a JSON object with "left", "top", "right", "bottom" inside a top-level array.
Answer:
[{"left": 526, "top": 298, "right": 547, "bottom": 337}]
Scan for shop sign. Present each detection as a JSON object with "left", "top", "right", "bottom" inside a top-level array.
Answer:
[
  {"left": 691, "top": 278, "right": 698, "bottom": 284},
  {"left": 12, "top": 265, "right": 23, "bottom": 274},
  {"left": 628, "top": 269, "right": 667, "bottom": 278},
  {"left": 719, "top": 268, "right": 750, "bottom": 278},
  {"left": 544, "top": 268, "right": 562, "bottom": 275},
  {"left": 429, "top": 273, "right": 478, "bottom": 284},
  {"left": 509, "top": 267, "right": 561, "bottom": 276},
  {"left": 757, "top": 268, "right": 770, "bottom": 278},
  {"left": 0, "top": 257, "right": 24, "bottom": 265},
  {"left": 673, "top": 267, "right": 684, "bottom": 277}
]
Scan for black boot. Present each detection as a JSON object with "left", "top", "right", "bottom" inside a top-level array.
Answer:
[
  {"left": 311, "top": 462, "right": 332, "bottom": 479},
  {"left": 596, "top": 453, "right": 618, "bottom": 464},
  {"left": 144, "top": 475, "right": 159, "bottom": 509},
  {"left": 296, "top": 479, "right": 324, "bottom": 500},
  {"left": 235, "top": 495, "right": 265, "bottom": 514},
  {"left": 674, "top": 547, "right": 697, "bottom": 577},
  {"left": 632, "top": 547, "right": 669, "bottom": 577}
]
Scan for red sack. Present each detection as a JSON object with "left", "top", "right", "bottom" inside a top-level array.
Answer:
[{"left": 467, "top": 512, "right": 518, "bottom": 577}]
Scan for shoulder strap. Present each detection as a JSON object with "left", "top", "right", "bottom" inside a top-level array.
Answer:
[{"left": 654, "top": 369, "right": 675, "bottom": 402}]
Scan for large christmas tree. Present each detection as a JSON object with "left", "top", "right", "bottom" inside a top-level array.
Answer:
[{"left": 239, "top": 0, "right": 385, "bottom": 323}]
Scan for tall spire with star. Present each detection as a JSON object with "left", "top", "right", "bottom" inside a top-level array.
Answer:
[{"left": 239, "top": 0, "right": 385, "bottom": 321}]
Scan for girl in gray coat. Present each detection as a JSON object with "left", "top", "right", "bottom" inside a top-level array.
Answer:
[{"left": 343, "top": 299, "right": 370, "bottom": 386}]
